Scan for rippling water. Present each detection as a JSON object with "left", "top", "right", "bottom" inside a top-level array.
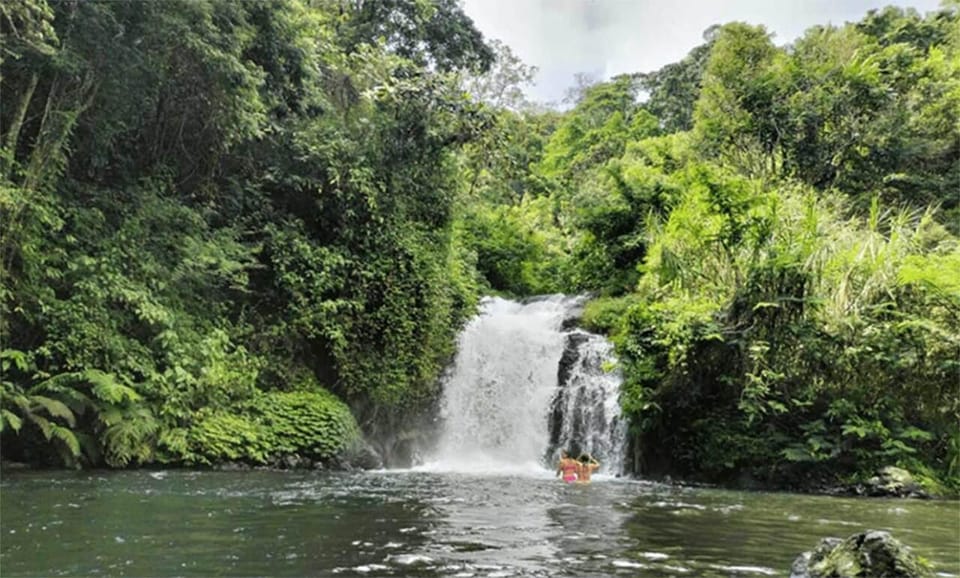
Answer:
[{"left": 1, "top": 469, "right": 957, "bottom": 577}]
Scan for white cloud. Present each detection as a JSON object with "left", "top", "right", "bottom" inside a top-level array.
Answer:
[{"left": 461, "top": 0, "right": 945, "bottom": 104}]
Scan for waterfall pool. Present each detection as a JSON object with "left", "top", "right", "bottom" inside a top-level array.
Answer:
[{"left": 2, "top": 469, "right": 958, "bottom": 577}]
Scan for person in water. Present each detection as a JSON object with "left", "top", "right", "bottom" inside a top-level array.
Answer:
[
  {"left": 556, "top": 450, "right": 579, "bottom": 483},
  {"left": 577, "top": 453, "right": 600, "bottom": 484}
]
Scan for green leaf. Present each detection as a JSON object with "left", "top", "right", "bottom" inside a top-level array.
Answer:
[
  {"left": 29, "top": 395, "right": 76, "bottom": 427},
  {"left": 50, "top": 424, "right": 81, "bottom": 457},
  {"left": 898, "top": 426, "right": 933, "bottom": 442},
  {"left": 86, "top": 370, "right": 140, "bottom": 404},
  {"left": 841, "top": 423, "right": 870, "bottom": 439},
  {"left": 782, "top": 446, "right": 814, "bottom": 462},
  {"left": 1, "top": 409, "right": 23, "bottom": 432},
  {"left": 0, "top": 349, "right": 29, "bottom": 372}
]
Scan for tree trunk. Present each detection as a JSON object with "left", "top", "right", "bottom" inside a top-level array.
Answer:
[{"left": 2, "top": 72, "right": 40, "bottom": 179}]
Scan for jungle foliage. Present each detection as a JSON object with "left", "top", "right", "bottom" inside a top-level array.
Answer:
[
  {"left": 2, "top": 0, "right": 957, "bottom": 492},
  {"left": 466, "top": 6, "right": 960, "bottom": 491},
  {"left": 1, "top": 0, "right": 489, "bottom": 466}
]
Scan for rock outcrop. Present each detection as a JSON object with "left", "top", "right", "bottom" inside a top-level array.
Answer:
[
  {"left": 790, "top": 530, "right": 934, "bottom": 578},
  {"left": 863, "top": 466, "right": 929, "bottom": 499},
  {"left": 547, "top": 332, "right": 592, "bottom": 453}
]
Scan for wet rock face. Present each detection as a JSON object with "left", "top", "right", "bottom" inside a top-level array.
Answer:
[
  {"left": 557, "top": 333, "right": 592, "bottom": 392},
  {"left": 790, "top": 531, "right": 934, "bottom": 578},
  {"left": 340, "top": 440, "right": 385, "bottom": 470},
  {"left": 547, "top": 332, "right": 591, "bottom": 452},
  {"left": 791, "top": 537, "right": 842, "bottom": 578}
]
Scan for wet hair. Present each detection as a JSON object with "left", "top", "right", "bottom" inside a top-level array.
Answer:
[{"left": 579, "top": 454, "right": 590, "bottom": 463}]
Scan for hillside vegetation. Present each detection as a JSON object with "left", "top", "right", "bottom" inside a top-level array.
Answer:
[{"left": 1, "top": 0, "right": 957, "bottom": 492}]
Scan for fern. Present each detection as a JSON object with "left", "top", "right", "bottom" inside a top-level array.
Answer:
[
  {"left": 157, "top": 428, "right": 190, "bottom": 462},
  {"left": 102, "top": 407, "right": 159, "bottom": 467},
  {"left": 49, "top": 423, "right": 82, "bottom": 457},
  {"left": 8, "top": 393, "right": 32, "bottom": 414},
  {"left": 28, "top": 395, "right": 76, "bottom": 427},
  {"left": 97, "top": 406, "right": 125, "bottom": 428},
  {"left": 76, "top": 432, "right": 103, "bottom": 464},
  {"left": 0, "top": 349, "right": 29, "bottom": 372},
  {"left": 31, "top": 414, "right": 54, "bottom": 440},
  {"left": 1, "top": 408, "right": 23, "bottom": 432},
  {"left": 85, "top": 370, "right": 140, "bottom": 404}
]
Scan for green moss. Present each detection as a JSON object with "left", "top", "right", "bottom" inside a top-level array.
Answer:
[{"left": 809, "top": 531, "right": 935, "bottom": 578}]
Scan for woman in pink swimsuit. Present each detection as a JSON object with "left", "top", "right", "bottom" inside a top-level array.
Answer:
[{"left": 556, "top": 450, "right": 578, "bottom": 483}]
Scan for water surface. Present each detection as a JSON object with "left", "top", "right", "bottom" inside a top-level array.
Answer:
[{"left": 2, "top": 469, "right": 957, "bottom": 577}]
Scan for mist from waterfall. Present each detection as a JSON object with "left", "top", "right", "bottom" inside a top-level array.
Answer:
[{"left": 422, "top": 295, "right": 626, "bottom": 475}]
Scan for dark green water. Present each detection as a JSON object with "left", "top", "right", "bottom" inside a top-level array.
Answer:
[{"left": 1, "top": 469, "right": 957, "bottom": 577}]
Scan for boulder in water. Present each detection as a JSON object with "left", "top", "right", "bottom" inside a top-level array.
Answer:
[{"left": 790, "top": 530, "right": 934, "bottom": 578}]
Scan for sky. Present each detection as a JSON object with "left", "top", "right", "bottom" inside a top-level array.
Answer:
[{"left": 460, "top": 0, "right": 945, "bottom": 105}]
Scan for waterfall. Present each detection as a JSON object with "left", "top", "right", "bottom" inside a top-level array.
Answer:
[
  {"left": 549, "top": 331, "right": 628, "bottom": 475},
  {"left": 425, "top": 295, "right": 626, "bottom": 475}
]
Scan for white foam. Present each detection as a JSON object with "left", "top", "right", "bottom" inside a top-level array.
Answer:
[
  {"left": 352, "top": 564, "right": 389, "bottom": 573},
  {"left": 611, "top": 559, "right": 648, "bottom": 568},
  {"left": 709, "top": 564, "right": 777, "bottom": 575},
  {"left": 411, "top": 458, "right": 554, "bottom": 477},
  {"left": 388, "top": 553, "right": 433, "bottom": 566},
  {"left": 640, "top": 552, "right": 669, "bottom": 560}
]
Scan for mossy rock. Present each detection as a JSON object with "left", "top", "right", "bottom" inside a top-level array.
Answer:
[
  {"left": 865, "top": 466, "right": 930, "bottom": 499},
  {"left": 790, "top": 530, "right": 934, "bottom": 578}
]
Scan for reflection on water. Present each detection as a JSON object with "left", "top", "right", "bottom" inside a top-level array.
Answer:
[{"left": 1, "top": 469, "right": 958, "bottom": 577}]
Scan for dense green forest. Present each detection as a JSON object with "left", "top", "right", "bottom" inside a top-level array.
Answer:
[{"left": 1, "top": 0, "right": 957, "bottom": 493}]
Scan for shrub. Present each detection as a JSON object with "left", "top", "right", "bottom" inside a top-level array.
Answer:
[
  {"left": 180, "top": 389, "right": 359, "bottom": 466},
  {"left": 248, "top": 390, "right": 360, "bottom": 461}
]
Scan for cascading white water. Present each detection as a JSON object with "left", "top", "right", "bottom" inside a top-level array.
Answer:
[
  {"left": 549, "top": 332, "right": 628, "bottom": 475},
  {"left": 424, "top": 295, "right": 626, "bottom": 475}
]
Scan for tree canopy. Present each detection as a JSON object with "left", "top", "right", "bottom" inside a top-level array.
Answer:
[{"left": 1, "top": 1, "right": 957, "bottom": 493}]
